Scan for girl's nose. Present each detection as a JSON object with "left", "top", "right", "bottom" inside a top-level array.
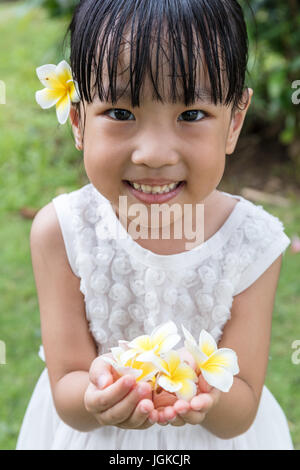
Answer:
[{"left": 131, "top": 136, "right": 180, "bottom": 168}]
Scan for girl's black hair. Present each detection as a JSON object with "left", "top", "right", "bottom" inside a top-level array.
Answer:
[{"left": 64, "top": 0, "right": 250, "bottom": 131}]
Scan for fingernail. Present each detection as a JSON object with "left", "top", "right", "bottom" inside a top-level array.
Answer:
[
  {"left": 140, "top": 404, "right": 149, "bottom": 414},
  {"left": 97, "top": 374, "right": 108, "bottom": 389}
]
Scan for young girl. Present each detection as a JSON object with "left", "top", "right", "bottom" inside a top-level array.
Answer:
[{"left": 16, "top": 0, "right": 294, "bottom": 450}]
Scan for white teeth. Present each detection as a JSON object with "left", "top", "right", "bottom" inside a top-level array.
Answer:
[{"left": 129, "top": 181, "right": 181, "bottom": 194}]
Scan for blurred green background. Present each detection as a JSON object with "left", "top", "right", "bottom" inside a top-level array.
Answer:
[{"left": 0, "top": 0, "right": 299, "bottom": 450}]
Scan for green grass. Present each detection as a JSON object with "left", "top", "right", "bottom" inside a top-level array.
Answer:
[
  {"left": 0, "top": 1, "right": 299, "bottom": 450},
  {"left": 262, "top": 202, "right": 300, "bottom": 446},
  {"left": 0, "top": 2, "right": 87, "bottom": 449}
]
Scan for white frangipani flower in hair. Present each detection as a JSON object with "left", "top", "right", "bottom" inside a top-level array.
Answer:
[
  {"left": 182, "top": 325, "right": 239, "bottom": 392},
  {"left": 35, "top": 60, "right": 80, "bottom": 124}
]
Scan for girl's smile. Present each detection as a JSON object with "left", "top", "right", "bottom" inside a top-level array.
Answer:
[{"left": 123, "top": 180, "right": 185, "bottom": 204}]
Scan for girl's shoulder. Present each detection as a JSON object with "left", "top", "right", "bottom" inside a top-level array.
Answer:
[
  {"left": 30, "top": 201, "right": 64, "bottom": 255},
  {"left": 30, "top": 200, "right": 79, "bottom": 284},
  {"left": 216, "top": 191, "right": 291, "bottom": 296},
  {"left": 217, "top": 189, "right": 287, "bottom": 232},
  {"left": 31, "top": 187, "right": 95, "bottom": 278}
]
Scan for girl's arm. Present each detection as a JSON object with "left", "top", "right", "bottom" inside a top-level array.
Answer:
[
  {"left": 30, "top": 202, "right": 100, "bottom": 431},
  {"left": 169, "top": 253, "right": 284, "bottom": 438},
  {"left": 200, "top": 253, "right": 284, "bottom": 438},
  {"left": 30, "top": 202, "right": 153, "bottom": 432}
]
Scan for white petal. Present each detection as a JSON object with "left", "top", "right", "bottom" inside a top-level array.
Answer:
[
  {"left": 151, "top": 321, "right": 178, "bottom": 342},
  {"left": 181, "top": 324, "right": 198, "bottom": 347},
  {"left": 102, "top": 356, "right": 116, "bottom": 367},
  {"left": 157, "top": 375, "right": 182, "bottom": 393},
  {"left": 102, "top": 357, "right": 142, "bottom": 379},
  {"left": 135, "top": 350, "right": 157, "bottom": 362},
  {"left": 56, "top": 60, "right": 72, "bottom": 77},
  {"left": 35, "top": 88, "right": 61, "bottom": 109},
  {"left": 56, "top": 94, "right": 70, "bottom": 124},
  {"left": 36, "top": 64, "right": 56, "bottom": 87},
  {"left": 119, "top": 348, "right": 138, "bottom": 364},
  {"left": 136, "top": 351, "right": 169, "bottom": 375},
  {"left": 159, "top": 334, "right": 181, "bottom": 354},
  {"left": 208, "top": 348, "right": 240, "bottom": 375},
  {"left": 55, "top": 61, "right": 72, "bottom": 89},
  {"left": 110, "top": 346, "right": 124, "bottom": 363},
  {"left": 116, "top": 366, "right": 142, "bottom": 379},
  {"left": 182, "top": 328, "right": 208, "bottom": 366},
  {"left": 118, "top": 340, "right": 130, "bottom": 350},
  {"left": 127, "top": 335, "right": 151, "bottom": 351},
  {"left": 199, "top": 329, "right": 218, "bottom": 357},
  {"left": 71, "top": 79, "right": 81, "bottom": 102},
  {"left": 200, "top": 367, "right": 233, "bottom": 393},
  {"left": 175, "top": 379, "right": 197, "bottom": 401},
  {"left": 138, "top": 368, "right": 159, "bottom": 382}
]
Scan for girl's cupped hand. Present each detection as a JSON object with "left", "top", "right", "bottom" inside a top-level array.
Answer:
[
  {"left": 149, "top": 348, "right": 221, "bottom": 426},
  {"left": 84, "top": 354, "right": 155, "bottom": 429},
  {"left": 84, "top": 348, "right": 221, "bottom": 429},
  {"left": 150, "top": 373, "right": 221, "bottom": 426}
]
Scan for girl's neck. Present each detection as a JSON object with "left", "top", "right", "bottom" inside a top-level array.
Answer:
[{"left": 113, "top": 189, "right": 237, "bottom": 256}]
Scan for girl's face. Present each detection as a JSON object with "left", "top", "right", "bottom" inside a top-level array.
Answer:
[{"left": 70, "top": 74, "right": 252, "bottom": 231}]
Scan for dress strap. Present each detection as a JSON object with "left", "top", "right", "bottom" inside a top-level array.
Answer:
[{"left": 52, "top": 193, "right": 79, "bottom": 277}]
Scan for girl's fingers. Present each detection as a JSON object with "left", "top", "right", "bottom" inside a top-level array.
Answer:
[
  {"left": 197, "top": 374, "right": 213, "bottom": 393},
  {"left": 95, "top": 381, "right": 152, "bottom": 426},
  {"left": 167, "top": 415, "right": 186, "bottom": 426},
  {"left": 163, "top": 406, "right": 176, "bottom": 421},
  {"left": 172, "top": 399, "right": 206, "bottom": 425},
  {"left": 173, "top": 389, "right": 220, "bottom": 425},
  {"left": 89, "top": 355, "right": 115, "bottom": 389},
  {"left": 190, "top": 388, "right": 221, "bottom": 412},
  {"left": 84, "top": 374, "right": 136, "bottom": 414},
  {"left": 148, "top": 408, "right": 159, "bottom": 423},
  {"left": 119, "top": 398, "right": 154, "bottom": 428},
  {"left": 173, "top": 399, "right": 190, "bottom": 415},
  {"left": 176, "top": 408, "right": 206, "bottom": 425},
  {"left": 158, "top": 409, "right": 169, "bottom": 425},
  {"left": 190, "top": 393, "right": 213, "bottom": 412},
  {"left": 151, "top": 404, "right": 186, "bottom": 427}
]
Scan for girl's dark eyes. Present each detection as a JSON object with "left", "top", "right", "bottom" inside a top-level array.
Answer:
[{"left": 103, "top": 108, "right": 207, "bottom": 122}]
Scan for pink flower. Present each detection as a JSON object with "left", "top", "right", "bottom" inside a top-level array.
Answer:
[{"left": 291, "top": 236, "right": 300, "bottom": 254}]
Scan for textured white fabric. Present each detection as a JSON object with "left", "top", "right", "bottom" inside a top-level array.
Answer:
[{"left": 16, "top": 183, "right": 294, "bottom": 450}]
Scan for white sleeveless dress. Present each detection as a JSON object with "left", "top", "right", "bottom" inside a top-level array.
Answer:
[{"left": 16, "top": 183, "right": 294, "bottom": 450}]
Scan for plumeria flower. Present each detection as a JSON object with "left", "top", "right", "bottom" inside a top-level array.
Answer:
[
  {"left": 35, "top": 60, "right": 80, "bottom": 124},
  {"left": 155, "top": 350, "right": 198, "bottom": 401},
  {"left": 182, "top": 326, "right": 239, "bottom": 393},
  {"left": 121, "top": 321, "right": 181, "bottom": 373},
  {"left": 102, "top": 346, "right": 158, "bottom": 384}
]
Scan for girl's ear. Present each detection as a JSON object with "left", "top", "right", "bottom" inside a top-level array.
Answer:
[
  {"left": 69, "top": 105, "right": 83, "bottom": 151},
  {"left": 225, "top": 88, "right": 253, "bottom": 155}
]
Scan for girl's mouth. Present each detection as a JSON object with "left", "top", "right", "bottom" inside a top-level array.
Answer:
[{"left": 123, "top": 180, "right": 185, "bottom": 204}]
